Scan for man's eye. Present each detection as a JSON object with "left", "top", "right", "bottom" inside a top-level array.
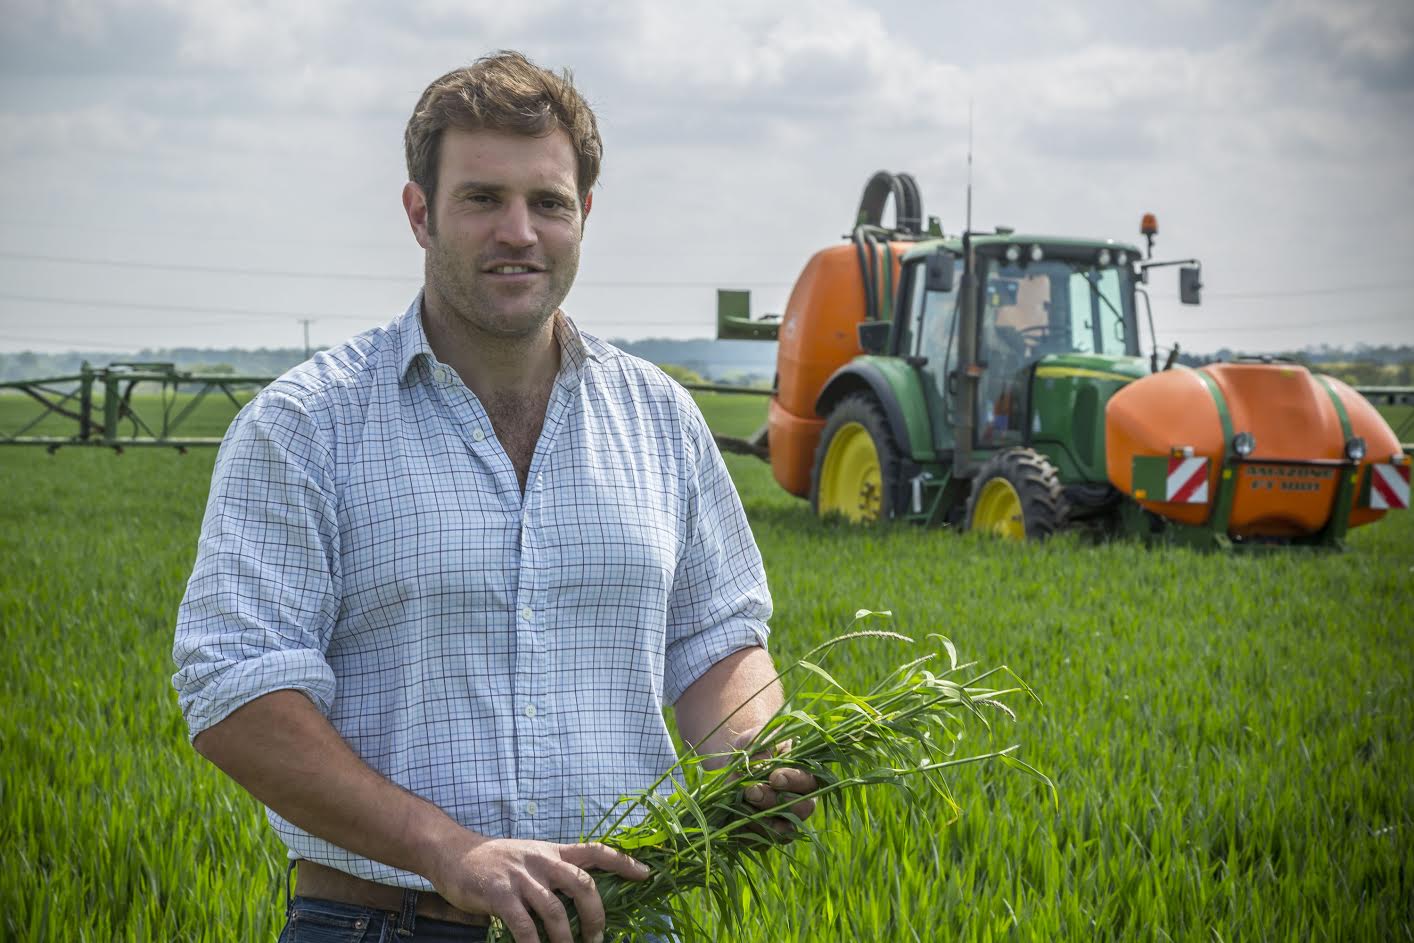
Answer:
[{"left": 538, "top": 199, "right": 567, "bottom": 211}]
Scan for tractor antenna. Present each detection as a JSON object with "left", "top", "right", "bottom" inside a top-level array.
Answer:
[{"left": 965, "top": 99, "right": 974, "bottom": 234}]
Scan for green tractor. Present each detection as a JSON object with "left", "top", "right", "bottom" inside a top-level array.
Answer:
[{"left": 717, "top": 171, "right": 1408, "bottom": 548}]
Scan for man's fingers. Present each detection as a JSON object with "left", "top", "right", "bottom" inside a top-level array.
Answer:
[
  {"left": 561, "top": 842, "right": 652, "bottom": 881},
  {"left": 497, "top": 900, "right": 542, "bottom": 943},
  {"left": 789, "top": 796, "right": 817, "bottom": 822},
  {"left": 520, "top": 877, "right": 574, "bottom": 943},
  {"left": 743, "top": 782, "right": 777, "bottom": 809},
  {"left": 548, "top": 862, "right": 605, "bottom": 943},
  {"left": 768, "top": 767, "right": 816, "bottom": 794}
]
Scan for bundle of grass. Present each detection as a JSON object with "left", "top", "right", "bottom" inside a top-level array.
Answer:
[{"left": 490, "top": 614, "right": 1053, "bottom": 942}]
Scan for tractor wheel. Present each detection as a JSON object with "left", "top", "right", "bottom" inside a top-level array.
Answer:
[
  {"left": 811, "top": 393, "right": 902, "bottom": 523},
  {"left": 965, "top": 448, "right": 1067, "bottom": 539}
]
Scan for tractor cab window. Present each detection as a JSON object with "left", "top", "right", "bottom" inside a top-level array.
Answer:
[
  {"left": 1064, "top": 266, "right": 1129, "bottom": 357},
  {"left": 908, "top": 259, "right": 961, "bottom": 361},
  {"left": 907, "top": 256, "right": 963, "bottom": 448},
  {"left": 977, "top": 267, "right": 1050, "bottom": 446},
  {"left": 975, "top": 256, "right": 1137, "bottom": 447}
]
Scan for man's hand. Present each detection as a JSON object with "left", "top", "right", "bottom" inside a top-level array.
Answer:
[
  {"left": 732, "top": 726, "right": 818, "bottom": 840},
  {"left": 429, "top": 836, "right": 651, "bottom": 943}
]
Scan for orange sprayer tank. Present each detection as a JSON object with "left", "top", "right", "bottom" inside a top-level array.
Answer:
[
  {"left": 1106, "top": 363, "right": 1401, "bottom": 537},
  {"left": 770, "top": 242, "right": 906, "bottom": 496}
]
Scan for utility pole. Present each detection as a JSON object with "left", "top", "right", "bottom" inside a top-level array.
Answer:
[{"left": 298, "top": 319, "right": 314, "bottom": 359}]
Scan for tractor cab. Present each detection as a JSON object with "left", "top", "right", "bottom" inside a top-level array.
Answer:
[{"left": 893, "top": 237, "right": 1147, "bottom": 463}]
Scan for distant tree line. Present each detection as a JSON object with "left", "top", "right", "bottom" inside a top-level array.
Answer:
[
  {"left": 2, "top": 341, "right": 1408, "bottom": 388},
  {"left": 0, "top": 338, "right": 781, "bottom": 386},
  {"left": 1174, "top": 344, "right": 1414, "bottom": 386}
]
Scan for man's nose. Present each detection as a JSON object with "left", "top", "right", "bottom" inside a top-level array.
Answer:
[{"left": 493, "top": 198, "right": 537, "bottom": 248}]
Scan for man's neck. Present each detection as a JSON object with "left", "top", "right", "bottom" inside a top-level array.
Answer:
[{"left": 419, "top": 291, "right": 562, "bottom": 405}]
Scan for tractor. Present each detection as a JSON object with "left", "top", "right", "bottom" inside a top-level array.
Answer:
[{"left": 717, "top": 171, "right": 1409, "bottom": 549}]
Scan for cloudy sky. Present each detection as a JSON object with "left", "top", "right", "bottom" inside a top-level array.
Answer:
[{"left": 1, "top": 0, "right": 1411, "bottom": 356}]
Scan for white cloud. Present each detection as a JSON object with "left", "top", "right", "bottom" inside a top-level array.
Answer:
[
  {"left": 0, "top": 105, "right": 160, "bottom": 157},
  {"left": 163, "top": 0, "right": 346, "bottom": 68}
]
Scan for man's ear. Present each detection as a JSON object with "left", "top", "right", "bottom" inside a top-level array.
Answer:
[
  {"left": 403, "top": 182, "right": 433, "bottom": 248},
  {"left": 582, "top": 191, "right": 593, "bottom": 223}
]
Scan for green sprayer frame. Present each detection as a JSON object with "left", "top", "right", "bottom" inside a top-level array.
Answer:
[
  {"left": 0, "top": 362, "right": 772, "bottom": 455},
  {"left": 0, "top": 362, "right": 274, "bottom": 452}
]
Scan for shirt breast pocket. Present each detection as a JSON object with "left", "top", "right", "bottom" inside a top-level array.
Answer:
[{"left": 538, "top": 460, "right": 681, "bottom": 643}]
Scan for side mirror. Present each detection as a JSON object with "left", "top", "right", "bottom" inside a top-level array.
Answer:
[
  {"left": 1179, "top": 265, "right": 1202, "bottom": 305},
  {"left": 858, "top": 320, "right": 890, "bottom": 354},
  {"left": 925, "top": 251, "right": 955, "bottom": 293}
]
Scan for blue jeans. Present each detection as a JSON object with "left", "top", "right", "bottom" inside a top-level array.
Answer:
[
  {"left": 278, "top": 896, "right": 488, "bottom": 942},
  {"left": 277, "top": 895, "right": 677, "bottom": 943}
]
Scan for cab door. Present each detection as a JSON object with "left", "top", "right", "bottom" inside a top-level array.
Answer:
[{"left": 897, "top": 257, "right": 963, "bottom": 453}]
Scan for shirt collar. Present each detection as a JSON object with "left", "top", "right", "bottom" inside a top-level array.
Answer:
[
  {"left": 395, "top": 295, "right": 435, "bottom": 381},
  {"left": 396, "top": 292, "right": 599, "bottom": 383}
]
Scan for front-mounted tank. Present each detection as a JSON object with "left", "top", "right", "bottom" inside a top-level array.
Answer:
[
  {"left": 720, "top": 170, "right": 928, "bottom": 499},
  {"left": 1106, "top": 360, "right": 1410, "bottom": 548},
  {"left": 767, "top": 241, "right": 915, "bottom": 497}
]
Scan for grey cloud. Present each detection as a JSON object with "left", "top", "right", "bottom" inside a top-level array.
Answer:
[
  {"left": 1021, "top": 113, "right": 1161, "bottom": 162},
  {"left": 0, "top": 2, "right": 186, "bottom": 76},
  {"left": 1258, "top": 1, "right": 1414, "bottom": 93}
]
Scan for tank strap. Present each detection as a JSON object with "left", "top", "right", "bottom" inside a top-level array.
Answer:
[
  {"left": 1193, "top": 369, "right": 1237, "bottom": 537},
  {"left": 1192, "top": 371, "right": 1234, "bottom": 456},
  {"left": 1312, "top": 374, "right": 1354, "bottom": 442}
]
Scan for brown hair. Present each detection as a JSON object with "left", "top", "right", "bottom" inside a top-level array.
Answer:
[{"left": 404, "top": 50, "right": 602, "bottom": 227}]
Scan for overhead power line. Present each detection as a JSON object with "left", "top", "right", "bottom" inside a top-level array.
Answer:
[
  {"left": 0, "top": 250, "right": 793, "bottom": 287},
  {"left": 0, "top": 217, "right": 808, "bottom": 259},
  {"left": 0, "top": 290, "right": 718, "bottom": 329},
  {"left": 0, "top": 251, "right": 418, "bottom": 284},
  {"left": 1205, "top": 281, "right": 1414, "bottom": 300},
  {"left": 1161, "top": 314, "right": 1411, "bottom": 334},
  {"left": 0, "top": 332, "right": 140, "bottom": 351},
  {"left": 0, "top": 290, "right": 370, "bottom": 322}
]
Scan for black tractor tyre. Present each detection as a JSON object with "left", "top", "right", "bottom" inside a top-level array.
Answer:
[
  {"left": 964, "top": 447, "right": 1068, "bottom": 539},
  {"left": 810, "top": 393, "right": 904, "bottom": 522}
]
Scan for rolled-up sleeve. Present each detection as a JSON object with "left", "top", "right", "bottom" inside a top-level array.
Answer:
[
  {"left": 663, "top": 398, "right": 772, "bottom": 705},
  {"left": 172, "top": 390, "right": 341, "bottom": 740}
]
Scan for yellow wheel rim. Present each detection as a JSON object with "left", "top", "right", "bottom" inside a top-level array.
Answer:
[
  {"left": 818, "top": 422, "right": 882, "bottom": 522},
  {"left": 972, "top": 478, "right": 1025, "bottom": 539}
]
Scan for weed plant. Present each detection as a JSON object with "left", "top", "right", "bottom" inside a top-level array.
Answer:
[{"left": 490, "top": 625, "right": 1052, "bottom": 941}]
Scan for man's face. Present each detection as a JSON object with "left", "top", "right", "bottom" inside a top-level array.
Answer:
[{"left": 406, "top": 127, "right": 585, "bottom": 340}]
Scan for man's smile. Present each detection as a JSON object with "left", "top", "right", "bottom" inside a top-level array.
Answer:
[{"left": 483, "top": 262, "right": 546, "bottom": 275}]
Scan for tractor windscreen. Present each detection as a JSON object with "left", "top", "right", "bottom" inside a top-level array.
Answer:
[
  {"left": 974, "top": 255, "right": 1139, "bottom": 448},
  {"left": 981, "top": 258, "right": 1137, "bottom": 360}
]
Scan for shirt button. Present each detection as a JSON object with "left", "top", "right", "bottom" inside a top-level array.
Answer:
[
  {"left": 524, "top": 704, "right": 536, "bottom": 718},
  {"left": 472, "top": 428, "right": 486, "bottom": 443},
  {"left": 520, "top": 606, "right": 533, "bottom": 622},
  {"left": 526, "top": 801, "right": 538, "bottom": 817},
  {"left": 432, "top": 366, "right": 448, "bottom": 383}
]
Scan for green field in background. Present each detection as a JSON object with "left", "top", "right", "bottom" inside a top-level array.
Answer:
[{"left": 1, "top": 391, "right": 1410, "bottom": 941}]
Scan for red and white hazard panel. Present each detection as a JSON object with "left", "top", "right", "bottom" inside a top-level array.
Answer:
[
  {"left": 1370, "top": 463, "right": 1411, "bottom": 510},
  {"left": 1167, "top": 456, "right": 1210, "bottom": 503}
]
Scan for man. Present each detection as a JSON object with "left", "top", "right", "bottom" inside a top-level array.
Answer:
[{"left": 172, "top": 51, "right": 814, "bottom": 943}]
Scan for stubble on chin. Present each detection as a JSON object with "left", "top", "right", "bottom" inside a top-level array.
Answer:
[{"left": 424, "top": 240, "right": 576, "bottom": 345}]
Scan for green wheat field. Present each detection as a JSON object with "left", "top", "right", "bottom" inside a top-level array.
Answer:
[{"left": 1, "top": 390, "right": 1411, "bottom": 941}]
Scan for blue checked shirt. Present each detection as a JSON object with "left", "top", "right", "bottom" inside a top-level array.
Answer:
[{"left": 172, "top": 297, "right": 772, "bottom": 889}]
